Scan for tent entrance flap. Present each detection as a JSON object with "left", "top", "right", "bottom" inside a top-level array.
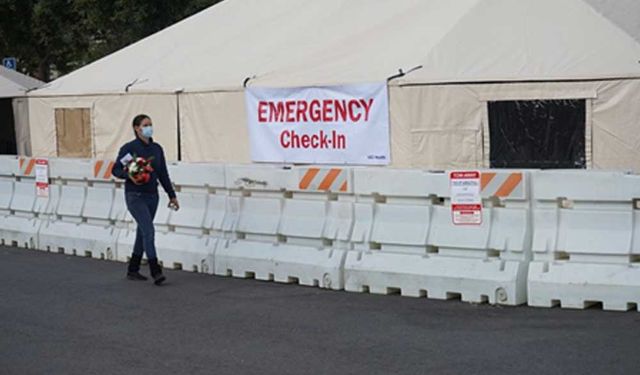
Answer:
[
  {"left": 0, "top": 98, "right": 17, "bottom": 154},
  {"left": 488, "top": 99, "right": 586, "bottom": 169},
  {"left": 55, "top": 108, "right": 92, "bottom": 158}
]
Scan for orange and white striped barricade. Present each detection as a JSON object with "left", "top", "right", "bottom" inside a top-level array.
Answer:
[
  {"left": 91, "top": 159, "right": 117, "bottom": 185},
  {"left": 297, "top": 167, "right": 351, "bottom": 194},
  {"left": 16, "top": 157, "right": 37, "bottom": 179}
]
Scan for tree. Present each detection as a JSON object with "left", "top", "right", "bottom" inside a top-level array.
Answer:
[
  {"left": 77, "top": 0, "right": 222, "bottom": 64},
  {"left": 0, "top": 0, "right": 89, "bottom": 81},
  {"left": 0, "top": 0, "right": 223, "bottom": 82}
]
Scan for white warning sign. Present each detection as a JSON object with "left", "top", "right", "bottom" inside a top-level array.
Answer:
[
  {"left": 450, "top": 171, "right": 482, "bottom": 225},
  {"left": 35, "top": 158, "right": 49, "bottom": 198}
]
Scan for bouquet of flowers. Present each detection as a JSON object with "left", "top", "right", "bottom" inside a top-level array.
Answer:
[{"left": 125, "top": 155, "right": 154, "bottom": 185}]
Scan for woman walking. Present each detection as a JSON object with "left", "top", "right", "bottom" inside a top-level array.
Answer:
[{"left": 112, "top": 114, "right": 179, "bottom": 285}]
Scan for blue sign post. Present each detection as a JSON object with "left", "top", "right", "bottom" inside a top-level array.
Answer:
[{"left": 2, "top": 57, "right": 17, "bottom": 70}]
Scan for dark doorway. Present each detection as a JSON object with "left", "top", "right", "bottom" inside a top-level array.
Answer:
[
  {"left": 0, "top": 98, "right": 17, "bottom": 154},
  {"left": 488, "top": 99, "right": 586, "bottom": 169}
]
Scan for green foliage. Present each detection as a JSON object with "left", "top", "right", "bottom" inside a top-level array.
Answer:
[{"left": 0, "top": 0, "right": 223, "bottom": 81}]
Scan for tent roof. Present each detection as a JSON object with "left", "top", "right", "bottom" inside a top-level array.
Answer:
[
  {"left": 396, "top": 0, "right": 640, "bottom": 85},
  {"left": 0, "top": 66, "right": 43, "bottom": 98},
  {"left": 586, "top": 0, "right": 640, "bottom": 43},
  {"left": 31, "top": 0, "right": 640, "bottom": 96}
]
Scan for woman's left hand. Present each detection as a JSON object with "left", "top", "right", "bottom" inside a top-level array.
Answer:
[{"left": 169, "top": 197, "right": 180, "bottom": 211}]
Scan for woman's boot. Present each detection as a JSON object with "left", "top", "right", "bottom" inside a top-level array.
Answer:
[
  {"left": 148, "top": 258, "right": 166, "bottom": 285},
  {"left": 127, "top": 254, "right": 148, "bottom": 281}
]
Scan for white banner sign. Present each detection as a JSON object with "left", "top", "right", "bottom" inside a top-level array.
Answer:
[
  {"left": 245, "top": 83, "right": 390, "bottom": 165},
  {"left": 450, "top": 171, "right": 482, "bottom": 225}
]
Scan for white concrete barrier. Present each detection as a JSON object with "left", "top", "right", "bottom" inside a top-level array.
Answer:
[
  {"left": 110, "top": 189, "right": 134, "bottom": 230},
  {"left": 3, "top": 156, "right": 640, "bottom": 311},
  {"left": 214, "top": 165, "right": 351, "bottom": 290},
  {"left": 0, "top": 155, "right": 17, "bottom": 181},
  {"left": 0, "top": 180, "right": 13, "bottom": 214},
  {"left": 0, "top": 181, "right": 40, "bottom": 249},
  {"left": 344, "top": 169, "right": 531, "bottom": 305},
  {"left": 528, "top": 171, "right": 640, "bottom": 311}
]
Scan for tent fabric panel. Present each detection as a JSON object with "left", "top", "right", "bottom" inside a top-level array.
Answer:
[
  {"left": 12, "top": 98, "right": 31, "bottom": 155},
  {"left": 388, "top": 79, "right": 640, "bottom": 172},
  {"left": 25, "top": 79, "right": 640, "bottom": 172},
  {"left": 591, "top": 79, "right": 640, "bottom": 170},
  {"left": 179, "top": 91, "right": 251, "bottom": 163},
  {"left": 27, "top": 95, "right": 177, "bottom": 160},
  {"left": 388, "top": 85, "right": 483, "bottom": 169},
  {"left": 91, "top": 95, "right": 178, "bottom": 161}
]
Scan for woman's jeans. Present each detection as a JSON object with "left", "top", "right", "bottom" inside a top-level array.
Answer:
[{"left": 125, "top": 192, "right": 159, "bottom": 260}]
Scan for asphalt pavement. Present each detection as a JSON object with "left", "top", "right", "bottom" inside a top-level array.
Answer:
[{"left": 1, "top": 245, "right": 639, "bottom": 375}]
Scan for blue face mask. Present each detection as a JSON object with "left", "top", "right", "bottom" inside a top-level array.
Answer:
[{"left": 141, "top": 126, "right": 153, "bottom": 139}]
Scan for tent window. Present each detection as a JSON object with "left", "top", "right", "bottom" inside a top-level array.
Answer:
[
  {"left": 488, "top": 99, "right": 586, "bottom": 169},
  {"left": 55, "top": 108, "right": 92, "bottom": 158}
]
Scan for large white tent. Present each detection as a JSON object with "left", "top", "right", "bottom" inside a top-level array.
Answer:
[
  {"left": 0, "top": 66, "right": 42, "bottom": 155},
  {"left": 27, "top": 0, "right": 640, "bottom": 170}
]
